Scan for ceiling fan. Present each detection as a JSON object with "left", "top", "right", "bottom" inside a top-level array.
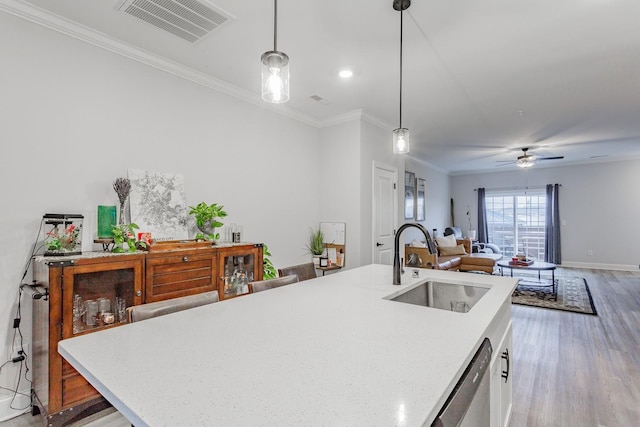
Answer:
[{"left": 496, "top": 147, "right": 564, "bottom": 168}]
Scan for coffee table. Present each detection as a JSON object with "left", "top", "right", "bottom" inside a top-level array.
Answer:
[{"left": 497, "top": 260, "right": 557, "bottom": 298}]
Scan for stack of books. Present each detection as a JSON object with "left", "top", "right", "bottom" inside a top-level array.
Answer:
[{"left": 509, "top": 258, "right": 534, "bottom": 266}]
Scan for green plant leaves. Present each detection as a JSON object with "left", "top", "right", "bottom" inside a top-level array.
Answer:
[
  {"left": 111, "top": 223, "right": 141, "bottom": 253},
  {"left": 188, "top": 202, "right": 227, "bottom": 239},
  {"left": 262, "top": 244, "right": 277, "bottom": 279},
  {"left": 305, "top": 227, "right": 324, "bottom": 256}
]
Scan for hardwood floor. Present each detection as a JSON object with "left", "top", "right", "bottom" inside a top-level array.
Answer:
[
  {"left": 2, "top": 267, "right": 638, "bottom": 427},
  {"left": 509, "top": 267, "right": 640, "bottom": 427}
]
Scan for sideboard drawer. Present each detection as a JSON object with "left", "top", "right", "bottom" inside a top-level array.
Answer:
[{"left": 145, "top": 249, "right": 218, "bottom": 302}]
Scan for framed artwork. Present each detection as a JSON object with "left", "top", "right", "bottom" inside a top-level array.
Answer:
[
  {"left": 415, "top": 178, "right": 426, "bottom": 221},
  {"left": 128, "top": 169, "right": 189, "bottom": 241},
  {"left": 404, "top": 171, "right": 415, "bottom": 220}
]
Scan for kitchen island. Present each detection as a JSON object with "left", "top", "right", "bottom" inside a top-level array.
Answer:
[{"left": 58, "top": 264, "right": 518, "bottom": 426}]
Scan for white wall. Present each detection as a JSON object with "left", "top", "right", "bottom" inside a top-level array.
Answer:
[
  {"left": 451, "top": 159, "right": 640, "bottom": 270},
  {"left": 318, "top": 120, "right": 361, "bottom": 267},
  {"left": 0, "top": 12, "right": 321, "bottom": 417},
  {"left": 318, "top": 116, "right": 403, "bottom": 268},
  {"left": 359, "top": 118, "right": 404, "bottom": 265},
  {"left": 404, "top": 157, "right": 452, "bottom": 241}
]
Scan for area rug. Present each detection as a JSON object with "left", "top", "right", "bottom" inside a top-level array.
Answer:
[{"left": 511, "top": 276, "right": 597, "bottom": 315}]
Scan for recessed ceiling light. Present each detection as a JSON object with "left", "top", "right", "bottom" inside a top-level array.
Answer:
[{"left": 339, "top": 70, "right": 353, "bottom": 78}]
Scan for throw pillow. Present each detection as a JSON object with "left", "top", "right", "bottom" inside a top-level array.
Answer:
[
  {"left": 438, "top": 244, "right": 467, "bottom": 256},
  {"left": 435, "top": 234, "right": 457, "bottom": 247}
]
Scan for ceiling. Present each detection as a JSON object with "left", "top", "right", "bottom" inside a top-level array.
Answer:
[{"left": 6, "top": 0, "right": 640, "bottom": 174}]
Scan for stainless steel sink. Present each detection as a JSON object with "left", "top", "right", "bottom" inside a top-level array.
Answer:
[{"left": 385, "top": 280, "right": 489, "bottom": 313}]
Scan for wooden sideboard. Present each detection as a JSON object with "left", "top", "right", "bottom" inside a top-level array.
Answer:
[{"left": 31, "top": 243, "right": 263, "bottom": 427}]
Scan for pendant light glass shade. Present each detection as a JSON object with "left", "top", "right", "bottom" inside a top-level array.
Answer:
[
  {"left": 261, "top": 51, "right": 289, "bottom": 103},
  {"left": 261, "top": 0, "right": 289, "bottom": 104},
  {"left": 392, "top": 127, "right": 410, "bottom": 154}
]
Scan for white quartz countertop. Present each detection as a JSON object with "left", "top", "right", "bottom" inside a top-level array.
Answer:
[{"left": 58, "top": 264, "right": 518, "bottom": 427}]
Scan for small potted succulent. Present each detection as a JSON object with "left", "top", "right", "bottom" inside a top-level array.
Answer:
[{"left": 189, "top": 202, "right": 228, "bottom": 241}]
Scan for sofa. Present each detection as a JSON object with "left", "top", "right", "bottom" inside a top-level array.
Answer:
[
  {"left": 405, "top": 237, "right": 471, "bottom": 271},
  {"left": 404, "top": 235, "right": 501, "bottom": 274}
]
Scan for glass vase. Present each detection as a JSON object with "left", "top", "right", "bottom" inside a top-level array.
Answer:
[{"left": 119, "top": 202, "right": 126, "bottom": 225}]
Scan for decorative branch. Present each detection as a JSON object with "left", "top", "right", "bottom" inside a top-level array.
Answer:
[{"left": 113, "top": 177, "right": 131, "bottom": 206}]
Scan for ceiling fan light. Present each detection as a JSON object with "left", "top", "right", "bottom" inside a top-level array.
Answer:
[
  {"left": 261, "top": 51, "right": 290, "bottom": 103},
  {"left": 516, "top": 157, "right": 535, "bottom": 168},
  {"left": 393, "top": 128, "right": 410, "bottom": 154}
]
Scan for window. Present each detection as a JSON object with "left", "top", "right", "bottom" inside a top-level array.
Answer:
[{"left": 485, "top": 189, "right": 546, "bottom": 259}]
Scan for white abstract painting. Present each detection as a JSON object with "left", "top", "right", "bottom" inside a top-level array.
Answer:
[{"left": 128, "top": 169, "right": 188, "bottom": 241}]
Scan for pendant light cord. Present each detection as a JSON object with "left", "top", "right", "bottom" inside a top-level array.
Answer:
[
  {"left": 399, "top": 7, "right": 404, "bottom": 129},
  {"left": 273, "top": 0, "right": 278, "bottom": 51}
]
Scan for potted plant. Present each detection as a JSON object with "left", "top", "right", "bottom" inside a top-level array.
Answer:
[
  {"left": 189, "top": 202, "right": 228, "bottom": 241},
  {"left": 111, "top": 223, "right": 146, "bottom": 253},
  {"left": 305, "top": 227, "right": 325, "bottom": 265},
  {"left": 262, "top": 244, "right": 277, "bottom": 279}
]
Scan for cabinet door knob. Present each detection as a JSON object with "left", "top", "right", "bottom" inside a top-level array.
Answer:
[
  {"left": 136, "top": 290, "right": 142, "bottom": 297},
  {"left": 182, "top": 256, "right": 189, "bottom": 262}
]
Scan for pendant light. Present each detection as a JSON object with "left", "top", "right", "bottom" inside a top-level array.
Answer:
[
  {"left": 392, "top": 0, "right": 411, "bottom": 154},
  {"left": 261, "top": 0, "right": 289, "bottom": 103}
]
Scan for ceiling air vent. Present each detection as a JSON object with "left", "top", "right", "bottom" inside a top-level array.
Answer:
[
  {"left": 116, "top": 0, "right": 233, "bottom": 43},
  {"left": 310, "top": 94, "right": 331, "bottom": 105}
]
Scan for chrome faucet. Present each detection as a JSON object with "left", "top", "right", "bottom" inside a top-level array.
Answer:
[{"left": 393, "top": 223, "right": 434, "bottom": 285}]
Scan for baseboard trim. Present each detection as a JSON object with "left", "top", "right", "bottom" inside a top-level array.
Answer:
[
  {"left": 561, "top": 261, "right": 639, "bottom": 272},
  {"left": 0, "top": 391, "right": 31, "bottom": 422}
]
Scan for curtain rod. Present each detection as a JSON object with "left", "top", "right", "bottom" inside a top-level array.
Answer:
[{"left": 473, "top": 184, "right": 561, "bottom": 191}]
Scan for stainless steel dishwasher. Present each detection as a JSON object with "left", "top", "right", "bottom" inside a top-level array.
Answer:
[{"left": 431, "top": 337, "right": 493, "bottom": 427}]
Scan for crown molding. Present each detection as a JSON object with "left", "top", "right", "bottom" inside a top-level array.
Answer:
[
  {"left": 317, "top": 110, "right": 364, "bottom": 128},
  {"left": 0, "top": 0, "right": 322, "bottom": 128},
  {"left": 316, "top": 109, "right": 394, "bottom": 132},
  {"left": 360, "top": 111, "right": 394, "bottom": 132},
  {"left": 405, "top": 154, "right": 448, "bottom": 174}
]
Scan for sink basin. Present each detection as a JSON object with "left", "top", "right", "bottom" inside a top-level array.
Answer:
[{"left": 385, "top": 280, "right": 489, "bottom": 313}]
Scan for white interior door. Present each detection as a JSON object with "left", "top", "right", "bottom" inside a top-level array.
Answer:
[{"left": 373, "top": 164, "right": 397, "bottom": 265}]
